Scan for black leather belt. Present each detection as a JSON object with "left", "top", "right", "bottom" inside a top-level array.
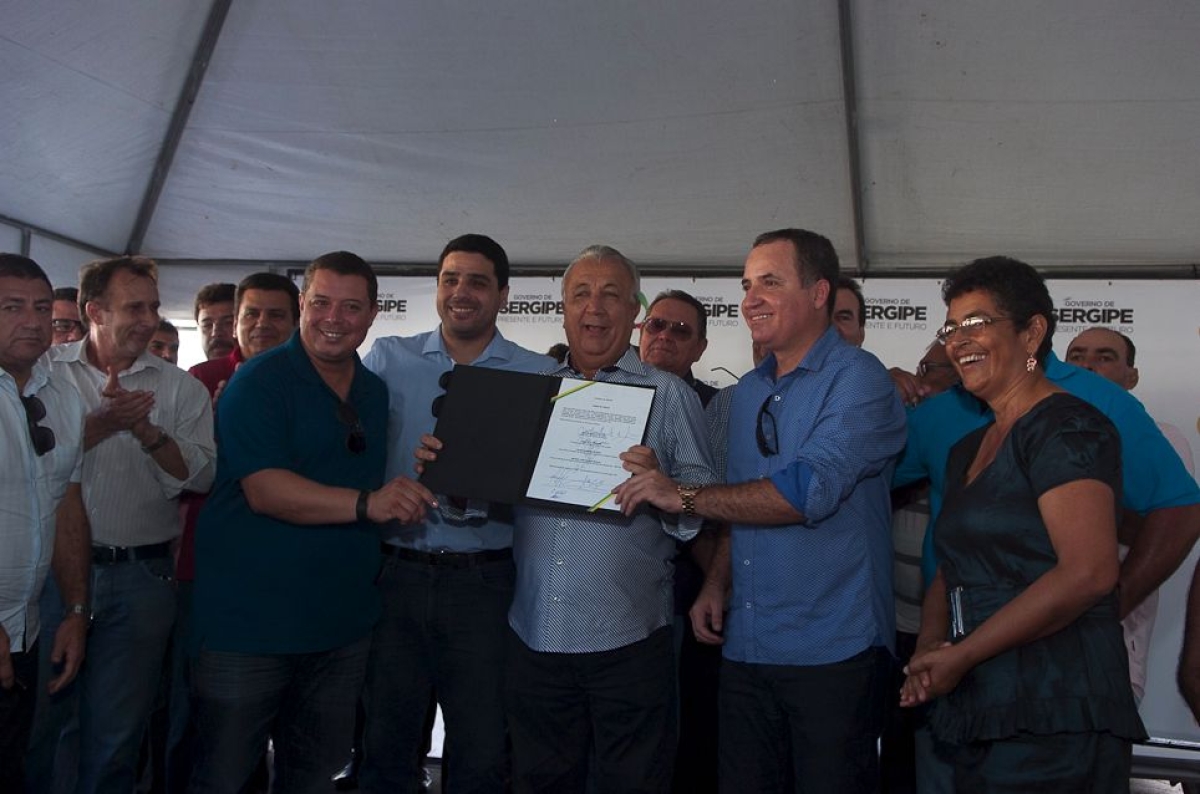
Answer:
[
  {"left": 92, "top": 541, "right": 172, "bottom": 565},
  {"left": 381, "top": 544, "right": 512, "bottom": 568}
]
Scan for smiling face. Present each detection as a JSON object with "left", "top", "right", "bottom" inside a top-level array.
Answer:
[
  {"left": 1065, "top": 327, "right": 1138, "bottom": 391},
  {"left": 437, "top": 251, "right": 508, "bottom": 346},
  {"left": 562, "top": 257, "right": 640, "bottom": 377},
  {"left": 0, "top": 275, "right": 53, "bottom": 382},
  {"left": 237, "top": 288, "right": 298, "bottom": 360},
  {"left": 299, "top": 269, "right": 378, "bottom": 367},
  {"left": 740, "top": 239, "right": 831, "bottom": 374},
  {"left": 943, "top": 289, "right": 1044, "bottom": 405},
  {"left": 86, "top": 269, "right": 160, "bottom": 364},
  {"left": 638, "top": 297, "right": 708, "bottom": 378}
]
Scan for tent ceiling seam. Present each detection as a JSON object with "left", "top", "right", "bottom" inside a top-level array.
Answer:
[{"left": 125, "top": 0, "right": 233, "bottom": 255}]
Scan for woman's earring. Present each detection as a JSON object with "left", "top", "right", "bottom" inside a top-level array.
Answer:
[{"left": 1026, "top": 353, "right": 1036, "bottom": 373}]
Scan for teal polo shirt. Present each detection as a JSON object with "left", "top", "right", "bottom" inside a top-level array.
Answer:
[{"left": 192, "top": 331, "right": 387, "bottom": 654}]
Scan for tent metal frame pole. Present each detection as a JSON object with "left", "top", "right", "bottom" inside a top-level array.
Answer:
[
  {"left": 125, "top": 0, "right": 233, "bottom": 255},
  {"left": 0, "top": 213, "right": 115, "bottom": 257},
  {"left": 837, "top": 0, "right": 868, "bottom": 275}
]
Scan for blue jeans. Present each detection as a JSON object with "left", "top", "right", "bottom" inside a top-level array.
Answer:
[
  {"left": 188, "top": 635, "right": 370, "bottom": 794},
  {"left": 360, "top": 555, "right": 515, "bottom": 794},
  {"left": 26, "top": 557, "right": 177, "bottom": 794}
]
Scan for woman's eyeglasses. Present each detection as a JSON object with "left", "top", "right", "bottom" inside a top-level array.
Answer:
[
  {"left": 934, "top": 315, "right": 1013, "bottom": 346},
  {"left": 336, "top": 402, "right": 367, "bottom": 454},
  {"left": 21, "top": 395, "right": 56, "bottom": 456}
]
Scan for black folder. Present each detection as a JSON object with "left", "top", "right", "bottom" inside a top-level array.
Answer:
[{"left": 418, "top": 364, "right": 654, "bottom": 511}]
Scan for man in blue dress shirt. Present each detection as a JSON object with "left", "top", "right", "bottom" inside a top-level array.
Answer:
[
  {"left": 616, "top": 229, "right": 907, "bottom": 794},
  {"left": 358, "top": 234, "right": 553, "bottom": 793}
]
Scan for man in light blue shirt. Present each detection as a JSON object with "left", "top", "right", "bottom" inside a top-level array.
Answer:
[
  {"left": 616, "top": 229, "right": 906, "bottom": 794},
  {"left": 0, "top": 255, "right": 88, "bottom": 789},
  {"left": 359, "top": 234, "right": 553, "bottom": 793},
  {"left": 501, "top": 245, "right": 717, "bottom": 794}
]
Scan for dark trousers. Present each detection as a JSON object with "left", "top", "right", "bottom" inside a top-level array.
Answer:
[
  {"left": 359, "top": 555, "right": 514, "bottom": 794},
  {"left": 673, "top": 618, "right": 720, "bottom": 794},
  {"left": 879, "top": 631, "right": 918, "bottom": 794},
  {"left": 188, "top": 636, "right": 370, "bottom": 794},
  {"left": 1, "top": 642, "right": 38, "bottom": 789},
  {"left": 505, "top": 626, "right": 676, "bottom": 794},
  {"left": 719, "top": 647, "right": 891, "bottom": 794}
]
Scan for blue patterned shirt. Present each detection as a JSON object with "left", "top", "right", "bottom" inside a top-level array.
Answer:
[
  {"left": 363, "top": 328, "right": 554, "bottom": 552},
  {"left": 509, "top": 348, "right": 719, "bottom": 653},
  {"left": 724, "top": 326, "right": 907, "bottom": 665}
]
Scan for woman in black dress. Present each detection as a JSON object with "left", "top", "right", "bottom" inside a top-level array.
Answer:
[{"left": 899, "top": 256, "right": 1145, "bottom": 792}]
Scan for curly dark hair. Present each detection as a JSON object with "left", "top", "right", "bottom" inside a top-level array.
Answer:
[{"left": 941, "top": 256, "right": 1055, "bottom": 364}]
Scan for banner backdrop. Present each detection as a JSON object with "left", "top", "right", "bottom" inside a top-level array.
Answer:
[{"left": 365, "top": 273, "right": 1199, "bottom": 750}]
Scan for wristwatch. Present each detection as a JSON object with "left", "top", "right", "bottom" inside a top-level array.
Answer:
[
  {"left": 677, "top": 484, "right": 703, "bottom": 517},
  {"left": 141, "top": 429, "right": 170, "bottom": 454},
  {"left": 64, "top": 603, "right": 92, "bottom": 623}
]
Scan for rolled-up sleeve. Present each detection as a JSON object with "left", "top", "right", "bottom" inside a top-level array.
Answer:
[
  {"left": 769, "top": 361, "right": 906, "bottom": 522},
  {"left": 154, "top": 375, "right": 216, "bottom": 497}
]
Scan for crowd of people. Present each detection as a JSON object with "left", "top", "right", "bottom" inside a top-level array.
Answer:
[{"left": 2, "top": 228, "right": 1199, "bottom": 794}]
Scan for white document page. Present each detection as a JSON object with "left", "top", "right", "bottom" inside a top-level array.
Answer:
[{"left": 525, "top": 379, "right": 656, "bottom": 512}]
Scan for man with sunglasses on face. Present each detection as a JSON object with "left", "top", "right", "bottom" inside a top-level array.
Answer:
[
  {"left": 614, "top": 229, "right": 907, "bottom": 794},
  {"left": 639, "top": 290, "right": 717, "bottom": 406},
  {"left": 0, "top": 255, "right": 89, "bottom": 789},
  {"left": 638, "top": 290, "right": 722, "bottom": 794},
  {"left": 188, "top": 252, "right": 436, "bottom": 793},
  {"left": 357, "top": 234, "right": 552, "bottom": 794}
]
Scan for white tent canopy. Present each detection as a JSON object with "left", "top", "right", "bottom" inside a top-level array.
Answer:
[{"left": 4, "top": 0, "right": 1200, "bottom": 297}]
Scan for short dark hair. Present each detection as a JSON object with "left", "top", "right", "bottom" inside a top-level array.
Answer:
[
  {"left": 53, "top": 286, "right": 79, "bottom": 303},
  {"left": 751, "top": 229, "right": 840, "bottom": 318},
  {"left": 0, "top": 253, "right": 52, "bottom": 289},
  {"left": 157, "top": 318, "right": 178, "bottom": 334},
  {"left": 79, "top": 256, "right": 158, "bottom": 327},
  {"left": 836, "top": 276, "right": 866, "bottom": 328},
  {"left": 193, "top": 283, "right": 236, "bottom": 321},
  {"left": 941, "top": 256, "right": 1056, "bottom": 364},
  {"left": 648, "top": 289, "right": 709, "bottom": 341},
  {"left": 438, "top": 234, "right": 510, "bottom": 290},
  {"left": 236, "top": 272, "right": 301, "bottom": 322},
  {"left": 302, "top": 251, "right": 378, "bottom": 304}
]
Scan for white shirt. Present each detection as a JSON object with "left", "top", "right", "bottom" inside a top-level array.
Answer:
[
  {"left": 50, "top": 342, "right": 215, "bottom": 547},
  {"left": 0, "top": 355, "right": 85, "bottom": 652}
]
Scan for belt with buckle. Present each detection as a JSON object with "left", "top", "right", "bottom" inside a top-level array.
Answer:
[
  {"left": 92, "top": 541, "right": 172, "bottom": 565},
  {"left": 381, "top": 545, "right": 512, "bottom": 568}
]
